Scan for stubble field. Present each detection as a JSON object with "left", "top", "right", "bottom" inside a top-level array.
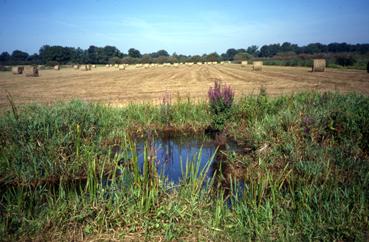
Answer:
[{"left": 1, "top": 64, "right": 369, "bottom": 108}]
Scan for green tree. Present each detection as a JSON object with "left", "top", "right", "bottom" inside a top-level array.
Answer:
[
  {"left": 141, "top": 54, "right": 153, "bottom": 63},
  {"left": 246, "top": 45, "right": 259, "bottom": 56},
  {"left": 0, "top": 52, "right": 11, "bottom": 64},
  {"left": 128, "top": 48, "right": 142, "bottom": 58},
  {"left": 87, "top": 45, "right": 98, "bottom": 64},
  {"left": 259, "top": 44, "right": 281, "bottom": 57},
  {"left": 234, "top": 52, "right": 252, "bottom": 62},
  {"left": 206, "top": 52, "right": 220, "bottom": 62},
  {"left": 225, "top": 48, "right": 237, "bottom": 60},
  {"left": 39, "top": 45, "right": 74, "bottom": 64},
  {"left": 11, "top": 50, "right": 29, "bottom": 63},
  {"left": 27, "top": 54, "right": 41, "bottom": 64},
  {"left": 188, "top": 55, "right": 202, "bottom": 63}
]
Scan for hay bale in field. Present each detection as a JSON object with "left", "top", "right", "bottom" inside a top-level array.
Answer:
[
  {"left": 253, "top": 61, "right": 263, "bottom": 71},
  {"left": 241, "top": 61, "right": 248, "bottom": 66},
  {"left": 91, "top": 65, "right": 96, "bottom": 68},
  {"left": 105, "top": 64, "right": 109, "bottom": 68},
  {"left": 79, "top": 65, "right": 90, "bottom": 71},
  {"left": 12, "top": 66, "right": 24, "bottom": 74},
  {"left": 312, "top": 59, "right": 326, "bottom": 72},
  {"left": 73, "top": 65, "right": 79, "bottom": 69},
  {"left": 24, "top": 66, "right": 39, "bottom": 77},
  {"left": 54, "top": 65, "right": 60, "bottom": 70},
  {"left": 118, "top": 64, "right": 125, "bottom": 70}
]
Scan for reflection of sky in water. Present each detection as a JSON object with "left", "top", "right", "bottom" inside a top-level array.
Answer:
[{"left": 135, "top": 137, "right": 217, "bottom": 184}]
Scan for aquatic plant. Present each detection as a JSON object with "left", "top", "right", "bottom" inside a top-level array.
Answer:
[{"left": 208, "top": 80, "right": 235, "bottom": 130}]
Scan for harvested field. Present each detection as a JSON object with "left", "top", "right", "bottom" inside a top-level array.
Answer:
[{"left": 1, "top": 64, "right": 369, "bottom": 108}]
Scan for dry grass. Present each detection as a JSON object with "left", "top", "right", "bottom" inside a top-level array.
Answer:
[{"left": 1, "top": 64, "right": 369, "bottom": 109}]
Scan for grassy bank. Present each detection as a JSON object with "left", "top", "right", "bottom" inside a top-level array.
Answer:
[{"left": 1, "top": 91, "right": 368, "bottom": 241}]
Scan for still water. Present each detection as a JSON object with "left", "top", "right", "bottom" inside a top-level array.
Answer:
[{"left": 111, "top": 134, "right": 237, "bottom": 184}]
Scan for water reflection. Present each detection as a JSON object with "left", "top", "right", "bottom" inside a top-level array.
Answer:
[{"left": 112, "top": 133, "right": 238, "bottom": 184}]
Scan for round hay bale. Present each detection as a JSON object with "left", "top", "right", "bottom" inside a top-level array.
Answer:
[
  {"left": 118, "top": 64, "right": 125, "bottom": 70},
  {"left": 241, "top": 61, "right": 248, "bottom": 66},
  {"left": 73, "top": 65, "right": 79, "bottom": 70},
  {"left": 80, "top": 65, "right": 90, "bottom": 71},
  {"left": 253, "top": 61, "right": 263, "bottom": 71},
  {"left": 91, "top": 64, "right": 96, "bottom": 68},
  {"left": 312, "top": 59, "right": 326, "bottom": 72},
  {"left": 24, "top": 66, "right": 39, "bottom": 77},
  {"left": 105, "top": 64, "right": 109, "bottom": 68},
  {"left": 12, "top": 66, "right": 24, "bottom": 75},
  {"left": 54, "top": 65, "right": 60, "bottom": 70}
]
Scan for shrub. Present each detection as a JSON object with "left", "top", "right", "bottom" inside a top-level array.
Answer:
[
  {"left": 335, "top": 55, "right": 356, "bottom": 66},
  {"left": 208, "top": 80, "right": 234, "bottom": 130}
]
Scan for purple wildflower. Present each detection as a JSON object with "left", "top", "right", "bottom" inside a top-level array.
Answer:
[{"left": 208, "top": 80, "right": 234, "bottom": 110}]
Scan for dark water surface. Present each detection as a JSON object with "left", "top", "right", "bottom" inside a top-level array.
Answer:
[{"left": 112, "top": 134, "right": 238, "bottom": 184}]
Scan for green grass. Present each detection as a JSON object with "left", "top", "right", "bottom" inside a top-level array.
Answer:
[
  {"left": 262, "top": 55, "right": 369, "bottom": 70},
  {"left": 1, "top": 91, "right": 368, "bottom": 241}
]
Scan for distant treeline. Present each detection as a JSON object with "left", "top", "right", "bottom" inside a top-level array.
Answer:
[{"left": 1, "top": 42, "right": 369, "bottom": 67}]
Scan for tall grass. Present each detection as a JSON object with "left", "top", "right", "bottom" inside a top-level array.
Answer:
[{"left": 1, "top": 92, "right": 368, "bottom": 240}]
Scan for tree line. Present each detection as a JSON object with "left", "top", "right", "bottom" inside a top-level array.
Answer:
[{"left": 1, "top": 42, "right": 368, "bottom": 66}]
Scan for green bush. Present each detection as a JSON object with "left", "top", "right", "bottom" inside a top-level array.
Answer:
[{"left": 335, "top": 55, "right": 356, "bottom": 66}]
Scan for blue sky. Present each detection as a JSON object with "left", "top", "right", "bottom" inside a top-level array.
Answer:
[{"left": 0, "top": 0, "right": 369, "bottom": 55}]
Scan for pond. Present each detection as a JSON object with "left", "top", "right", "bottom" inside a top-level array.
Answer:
[{"left": 111, "top": 133, "right": 240, "bottom": 185}]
